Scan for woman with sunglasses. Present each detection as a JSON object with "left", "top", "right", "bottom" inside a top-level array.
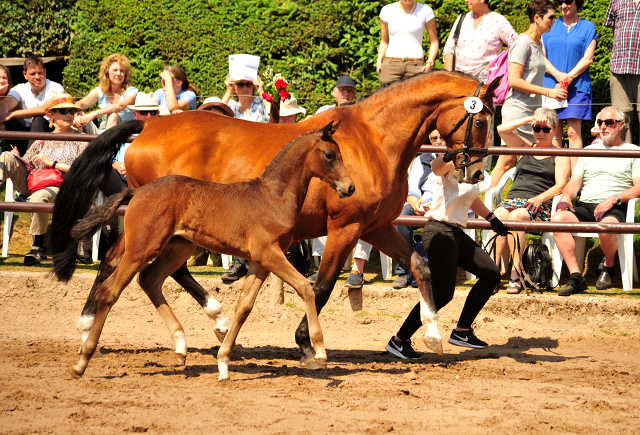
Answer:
[
  {"left": 221, "top": 74, "right": 268, "bottom": 122},
  {"left": 74, "top": 54, "right": 138, "bottom": 132},
  {"left": 0, "top": 95, "right": 88, "bottom": 265},
  {"left": 490, "top": 108, "right": 571, "bottom": 293},
  {"left": 542, "top": 0, "right": 597, "bottom": 169},
  {"left": 491, "top": 0, "right": 568, "bottom": 188}
]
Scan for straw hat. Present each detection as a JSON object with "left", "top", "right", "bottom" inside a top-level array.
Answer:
[
  {"left": 280, "top": 94, "right": 306, "bottom": 117},
  {"left": 50, "top": 94, "right": 79, "bottom": 109},
  {"left": 127, "top": 92, "right": 161, "bottom": 111},
  {"left": 198, "top": 97, "right": 234, "bottom": 117}
]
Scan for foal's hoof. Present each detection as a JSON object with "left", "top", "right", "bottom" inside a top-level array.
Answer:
[
  {"left": 300, "top": 356, "right": 328, "bottom": 370},
  {"left": 175, "top": 353, "right": 187, "bottom": 366},
  {"left": 70, "top": 365, "right": 84, "bottom": 378},
  {"left": 422, "top": 336, "right": 444, "bottom": 356}
]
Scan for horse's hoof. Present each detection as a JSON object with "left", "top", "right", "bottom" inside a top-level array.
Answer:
[
  {"left": 71, "top": 365, "right": 84, "bottom": 378},
  {"left": 300, "top": 356, "right": 327, "bottom": 370},
  {"left": 218, "top": 374, "right": 230, "bottom": 382},
  {"left": 422, "top": 336, "right": 444, "bottom": 356},
  {"left": 175, "top": 353, "right": 187, "bottom": 366}
]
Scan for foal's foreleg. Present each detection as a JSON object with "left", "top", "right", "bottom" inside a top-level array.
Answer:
[
  {"left": 361, "top": 224, "right": 442, "bottom": 355},
  {"left": 171, "top": 263, "right": 230, "bottom": 342},
  {"left": 77, "top": 235, "right": 126, "bottom": 347},
  {"left": 217, "top": 264, "right": 270, "bottom": 381},
  {"left": 138, "top": 237, "right": 197, "bottom": 366}
]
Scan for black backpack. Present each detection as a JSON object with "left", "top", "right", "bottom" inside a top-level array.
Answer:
[
  {"left": 522, "top": 243, "right": 554, "bottom": 291},
  {"left": 285, "top": 241, "right": 310, "bottom": 276}
]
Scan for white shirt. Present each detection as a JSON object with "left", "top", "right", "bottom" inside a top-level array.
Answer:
[
  {"left": 7, "top": 79, "right": 65, "bottom": 126},
  {"left": 425, "top": 166, "right": 479, "bottom": 227},
  {"left": 380, "top": 2, "right": 435, "bottom": 59}
]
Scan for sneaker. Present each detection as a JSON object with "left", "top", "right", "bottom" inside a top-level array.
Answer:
[
  {"left": 344, "top": 272, "right": 364, "bottom": 288},
  {"left": 448, "top": 328, "right": 488, "bottom": 349},
  {"left": 24, "top": 247, "right": 46, "bottom": 266},
  {"left": 221, "top": 261, "right": 248, "bottom": 282},
  {"left": 595, "top": 270, "right": 613, "bottom": 290},
  {"left": 307, "top": 272, "right": 318, "bottom": 284},
  {"left": 385, "top": 338, "right": 421, "bottom": 360},
  {"left": 558, "top": 277, "right": 587, "bottom": 296},
  {"left": 392, "top": 274, "right": 408, "bottom": 289}
]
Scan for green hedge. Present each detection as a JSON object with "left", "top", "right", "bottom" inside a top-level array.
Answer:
[{"left": 2, "top": 0, "right": 617, "bottom": 119}]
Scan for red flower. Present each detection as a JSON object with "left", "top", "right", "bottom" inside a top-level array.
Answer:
[
  {"left": 262, "top": 92, "right": 273, "bottom": 102},
  {"left": 274, "top": 79, "right": 287, "bottom": 91},
  {"left": 279, "top": 90, "right": 290, "bottom": 101}
]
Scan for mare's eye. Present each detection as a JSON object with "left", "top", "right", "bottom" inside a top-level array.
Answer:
[
  {"left": 474, "top": 119, "right": 486, "bottom": 129},
  {"left": 323, "top": 149, "right": 335, "bottom": 160}
]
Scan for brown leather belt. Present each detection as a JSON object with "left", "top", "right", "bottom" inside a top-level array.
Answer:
[{"left": 385, "top": 56, "right": 423, "bottom": 61}]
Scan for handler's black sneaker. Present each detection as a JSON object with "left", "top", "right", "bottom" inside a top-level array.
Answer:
[
  {"left": 385, "top": 338, "right": 421, "bottom": 360},
  {"left": 448, "top": 329, "right": 488, "bottom": 349}
]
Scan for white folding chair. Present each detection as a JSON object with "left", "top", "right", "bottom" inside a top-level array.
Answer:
[
  {"left": 547, "top": 196, "right": 638, "bottom": 291},
  {"left": 2, "top": 179, "right": 16, "bottom": 257}
]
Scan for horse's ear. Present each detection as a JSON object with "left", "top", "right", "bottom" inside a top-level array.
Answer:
[
  {"left": 485, "top": 75, "right": 503, "bottom": 99},
  {"left": 322, "top": 120, "right": 340, "bottom": 140}
]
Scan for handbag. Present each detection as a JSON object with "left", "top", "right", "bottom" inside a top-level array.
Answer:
[
  {"left": 27, "top": 140, "right": 64, "bottom": 193},
  {"left": 451, "top": 12, "right": 467, "bottom": 72}
]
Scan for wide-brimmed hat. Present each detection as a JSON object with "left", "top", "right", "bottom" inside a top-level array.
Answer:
[
  {"left": 127, "top": 92, "right": 161, "bottom": 111},
  {"left": 198, "top": 97, "right": 234, "bottom": 117},
  {"left": 50, "top": 94, "right": 79, "bottom": 109},
  {"left": 280, "top": 94, "right": 306, "bottom": 117}
]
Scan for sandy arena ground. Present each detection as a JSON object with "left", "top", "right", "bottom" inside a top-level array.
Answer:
[{"left": 1, "top": 271, "right": 639, "bottom": 434}]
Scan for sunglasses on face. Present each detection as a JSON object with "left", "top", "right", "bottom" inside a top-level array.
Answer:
[
  {"left": 557, "top": 0, "right": 574, "bottom": 5},
  {"left": 53, "top": 108, "right": 78, "bottom": 115},
  {"left": 236, "top": 82, "right": 253, "bottom": 88},
  {"left": 137, "top": 110, "right": 159, "bottom": 116},
  {"left": 532, "top": 126, "right": 552, "bottom": 133},
  {"left": 596, "top": 119, "right": 619, "bottom": 127}
]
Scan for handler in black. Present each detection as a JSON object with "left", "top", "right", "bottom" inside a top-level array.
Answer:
[{"left": 386, "top": 150, "right": 508, "bottom": 359}]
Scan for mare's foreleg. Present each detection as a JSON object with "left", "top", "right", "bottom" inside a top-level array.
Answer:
[
  {"left": 138, "top": 237, "right": 197, "bottom": 366},
  {"left": 217, "top": 263, "right": 270, "bottom": 381},
  {"left": 171, "top": 263, "right": 230, "bottom": 342},
  {"left": 77, "top": 234, "right": 126, "bottom": 346},
  {"left": 73, "top": 253, "right": 145, "bottom": 377},
  {"left": 361, "top": 224, "right": 442, "bottom": 355},
  {"left": 295, "top": 225, "right": 361, "bottom": 360}
]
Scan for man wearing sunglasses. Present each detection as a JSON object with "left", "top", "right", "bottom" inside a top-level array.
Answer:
[
  {"left": 552, "top": 106, "right": 640, "bottom": 295},
  {"left": 604, "top": 0, "right": 640, "bottom": 145}
]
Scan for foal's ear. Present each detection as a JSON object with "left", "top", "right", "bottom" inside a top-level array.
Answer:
[
  {"left": 484, "top": 75, "right": 503, "bottom": 99},
  {"left": 321, "top": 120, "right": 341, "bottom": 140}
]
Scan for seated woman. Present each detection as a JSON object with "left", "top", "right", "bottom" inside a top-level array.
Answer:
[
  {"left": 74, "top": 54, "right": 138, "bottom": 132},
  {"left": 0, "top": 94, "right": 88, "bottom": 264},
  {"left": 221, "top": 74, "right": 268, "bottom": 123},
  {"left": 154, "top": 65, "right": 198, "bottom": 114},
  {"left": 491, "top": 107, "right": 571, "bottom": 293}
]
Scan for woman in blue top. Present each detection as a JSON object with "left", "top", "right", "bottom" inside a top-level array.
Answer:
[
  {"left": 154, "top": 65, "right": 198, "bottom": 114},
  {"left": 75, "top": 53, "right": 138, "bottom": 132},
  {"left": 542, "top": 0, "right": 597, "bottom": 168}
]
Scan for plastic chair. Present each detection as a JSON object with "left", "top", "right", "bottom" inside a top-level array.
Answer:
[
  {"left": 547, "top": 196, "right": 638, "bottom": 291},
  {"left": 2, "top": 181, "right": 103, "bottom": 262}
]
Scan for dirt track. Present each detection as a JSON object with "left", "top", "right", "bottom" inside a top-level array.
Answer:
[{"left": 1, "top": 271, "right": 639, "bottom": 434}]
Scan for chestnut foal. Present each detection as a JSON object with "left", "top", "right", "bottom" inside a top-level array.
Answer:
[{"left": 68, "top": 122, "right": 354, "bottom": 380}]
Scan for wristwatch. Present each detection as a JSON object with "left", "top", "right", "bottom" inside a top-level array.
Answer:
[{"left": 615, "top": 194, "right": 622, "bottom": 205}]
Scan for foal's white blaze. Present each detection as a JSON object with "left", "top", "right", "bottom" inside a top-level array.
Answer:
[
  {"left": 77, "top": 315, "right": 95, "bottom": 344},
  {"left": 419, "top": 297, "right": 443, "bottom": 356},
  {"left": 203, "top": 297, "right": 230, "bottom": 342},
  {"left": 218, "top": 356, "right": 230, "bottom": 381}
]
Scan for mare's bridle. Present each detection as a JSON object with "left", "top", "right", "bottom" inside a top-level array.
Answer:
[{"left": 441, "top": 82, "right": 494, "bottom": 170}]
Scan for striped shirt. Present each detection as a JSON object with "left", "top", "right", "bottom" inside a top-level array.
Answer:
[{"left": 604, "top": 0, "right": 640, "bottom": 75}]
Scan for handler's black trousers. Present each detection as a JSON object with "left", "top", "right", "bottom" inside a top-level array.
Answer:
[{"left": 397, "top": 220, "right": 500, "bottom": 339}]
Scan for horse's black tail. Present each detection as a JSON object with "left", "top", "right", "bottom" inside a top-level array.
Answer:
[
  {"left": 53, "top": 188, "right": 135, "bottom": 283},
  {"left": 51, "top": 120, "right": 144, "bottom": 282}
]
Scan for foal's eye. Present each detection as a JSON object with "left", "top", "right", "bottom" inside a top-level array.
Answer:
[
  {"left": 323, "top": 149, "right": 335, "bottom": 160},
  {"left": 474, "top": 119, "right": 486, "bottom": 129}
]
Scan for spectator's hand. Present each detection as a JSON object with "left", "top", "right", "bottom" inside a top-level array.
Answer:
[
  {"left": 594, "top": 196, "right": 617, "bottom": 221},
  {"left": 112, "top": 161, "right": 126, "bottom": 177},
  {"left": 160, "top": 70, "right": 176, "bottom": 90},
  {"left": 524, "top": 195, "right": 543, "bottom": 214},
  {"left": 31, "top": 153, "right": 53, "bottom": 167},
  {"left": 488, "top": 215, "right": 509, "bottom": 236},
  {"left": 254, "top": 76, "right": 265, "bottom": 95},
  {"left": 554, "top": 72, "right": 572, "bottom": 85},
  {"left": 224, "top": 74, "right": 235, "bottom": 92},
  {"left": 548, "top": 87, "right": 568, "bottom": 101},
  {"left": 376, "top": 59, "right": 382, "bottom": 75},
  {"left": 556, "top": 201, "right": 575, "bottom": 213},
  {"left": 9, "top": 145, "right": 20, "bottom": 156},
  {"left": 171, "top": 109, "right": 183, "bottom": 115},
  {"left": 531, "top": 113, "right": 550, "bottom": 126},
  {"left": 408, "top": 196, "right": 428, "bottom": 215},
  {"left": 73, "top": 111, "right": 88, "bottom": 128},
  {"left": 421, "top": 61, "right": 434, "bottom": 73},
  {"left": 75, "top": 111, "right": 96, "bottom": 127}
]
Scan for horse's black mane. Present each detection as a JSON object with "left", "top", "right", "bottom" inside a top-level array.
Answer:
[{"left": 357, "top": 69, "right": 480, "bottom": 102}]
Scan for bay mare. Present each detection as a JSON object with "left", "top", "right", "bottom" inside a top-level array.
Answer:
[
  {"left": 63, "top": 122, "right": 354, "bottom": 379},
  {"left": 51, "top": 71, "right": 501, "bottom": 360}
]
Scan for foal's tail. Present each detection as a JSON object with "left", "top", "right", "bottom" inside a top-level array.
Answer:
[
  {"left": 51, "top": 120, "right": 144, "bottom": 282},
  {"left": 53, "top": 189, "right": 136, "bottom": 282}
]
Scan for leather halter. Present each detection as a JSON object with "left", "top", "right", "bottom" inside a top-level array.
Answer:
[{"left": 442, "top": 82, "right": 491, "bottom": 170}]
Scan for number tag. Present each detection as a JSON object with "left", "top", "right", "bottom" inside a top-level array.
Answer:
[{"left": 464, "top": 97, "right": 483, "bottom": 114}]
